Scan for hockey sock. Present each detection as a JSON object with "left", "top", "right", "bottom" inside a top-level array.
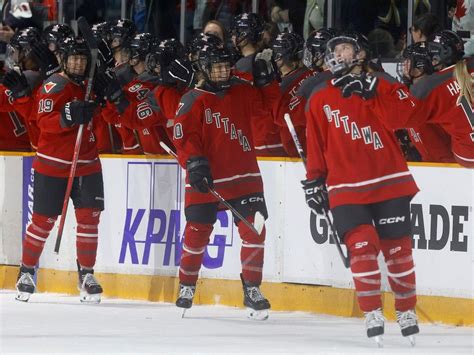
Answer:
[
  {"left": 239, "top": 215, "right": 265, "bottom": 285},
  {"left": 381, "top": 236, "right": 417, "bottom": 311},
  {"left": 179, "top": 222, "right": 213, "bottom": 285},
  {"left": 75, "top": 208, "right": 101, "bottom": 269},
  {"left": 345, "top": 224, "right": 382, "bottom": 312},
  {"left": 22, "top": 213, "right": 57, "bottom": 268}
]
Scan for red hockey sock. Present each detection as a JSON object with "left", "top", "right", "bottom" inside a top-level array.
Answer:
[
  {"left": 22, "top": 213, "right": 57, "bottom": 268},
  {"left": 75, "top": 208, "right": 101, "bottom": 269},
  {"left": 345, "top": 224, "right": 382, "bottom": 312},
  {"left": 239, "top": 215, "right": 265, "bottom": 285},
  {"left": 380, "top": 236, "right": 417, "bottom": 311},
  {"left": 179, "top": 222, "right": 213, "bottom": 285}
]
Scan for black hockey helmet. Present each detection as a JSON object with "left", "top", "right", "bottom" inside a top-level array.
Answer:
[
  {"left": 43, "top": 24, "right": 75, "bottom": 52},
  {"left": 324, "top": 36, "right": 361, "bottom": 76},
  {"left": 397, "top": 41, "right": 434, "bottom": 83},
  {"left": 109, "top": 19, "right": 137, "bottom": 50},
  {"left": 343, "top": 30, "right": 371, "bottom": 62},
  {"left": 198, "top": 43, "right": 233, "bottom": 90},
  {"left": 129, "top": 33, "right": 156, "bottom": 65},
  {"left": 91, "top": 21, "right": 113, "bottom": 43},
  {"left": 230, "top": 12, "right": 265, "bottom": 46},
  {"left": 303, "top": 27, "right": 339, "bottom": 70},
  {"left": 272, "top": 31, "right": 304, "bottom": 64},
  {"left": 60, "top": 36, "right": 91, "bottom": 84},
  {"left": 7, "top": 27, "right": 42, "bottom": 68},
  {"left": 146, "top": 38, "right": 186, "bottom": 83},
  {"left": 187, "top": 32, "right": 223, "bottom": 60},
  {"left": 428, "top": 30, "right": 464, "bottom": 70}
]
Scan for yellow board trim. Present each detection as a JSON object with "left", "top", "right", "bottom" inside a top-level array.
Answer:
[{"left": 1, "top": 265, "right": 471, "bottom": 326}]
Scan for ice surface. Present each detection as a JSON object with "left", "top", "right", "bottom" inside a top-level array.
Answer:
[{"left": 0, "top": 290, "right": 472, "bottom": 354}]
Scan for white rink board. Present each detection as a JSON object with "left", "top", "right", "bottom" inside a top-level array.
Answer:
[{"left": 0, "top": 155, "right": 473, "bottom": 299}]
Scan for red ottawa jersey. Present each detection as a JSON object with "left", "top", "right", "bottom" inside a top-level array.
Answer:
[
  {"left": 273, "top": 67, "right": 316, "bottom": 157},
  {"left": 406, "top": 58, "right": 474, "bottom": 167},
  {"left": 33, "top": 73, "right": 101, "bottom": 178},
  {"left": 0, "top": 111, "right": 30, "bottom": 151},
  {"left": 233, "top": 54, "right": 286, "bottom": 156},
  {"left": 173, "top": 78, "right": 272, "bottom": 207},
  {"left": 305, "top": 72, "right": 419, "bottom": 208},
  {"left": 407, "top": 124, "right": 455, "bottom": 163}
]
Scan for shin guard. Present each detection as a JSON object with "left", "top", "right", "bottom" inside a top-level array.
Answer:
[
  {"left": 239, "top": 215, "right": 265, "bottom": 285},
  {"left": 179, "top": 222, "right": 213, "bottom": 285},
  {"left": 22, "top": 213, "right": 57, "bottom": 268},
  {"left": 381, "top": 236, "right": 417, "bottom": 311},
  {"left": 345, "top": 224, "right": 382, "bottom": 312},
  {"left": 75, "top": 208, "right": 101, "bottom": 269}
]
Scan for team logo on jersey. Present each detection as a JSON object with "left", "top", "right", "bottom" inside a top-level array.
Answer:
[{"left": 43, "top": 82, "right": 57, "bottom": 93}]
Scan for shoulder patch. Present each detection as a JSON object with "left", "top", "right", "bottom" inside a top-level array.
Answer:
[
  {"left": 43, "top": 82, "right": 56, "bottom": 93},
  {"left": 410, "top": 70, "right": 453, "bottom": 100},
  {"left": 297, "top": 71, "right": 332, "bottom": 100},
  {"left": 41, "top": 74, "right": 68, "bottom": 95},
  {"left": 176, "top": 90, "right": 205, "bottom": 117},
  {"left": 304, "top": 79, "right": 329, "bottom": 113}
]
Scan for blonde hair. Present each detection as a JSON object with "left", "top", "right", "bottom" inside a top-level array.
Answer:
[{"left": 454, "top": 59, "right": 474, "bottom": 105}]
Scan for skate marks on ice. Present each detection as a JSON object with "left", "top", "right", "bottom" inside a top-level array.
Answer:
[{"left": 1, "top": 291, "right": 472, "bottom": 354}]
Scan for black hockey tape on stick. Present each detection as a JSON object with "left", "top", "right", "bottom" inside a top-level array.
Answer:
[
  {"left": 285, "top": 113, "right": 350, "bottom": 268},
  {"left": 159, "top": 141, "right": 261, "bottom": 236},
  {"left": 54, "top": 17, "right": 99, "bottom": 254}
]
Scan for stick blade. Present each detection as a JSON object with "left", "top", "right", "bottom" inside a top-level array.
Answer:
[{"left": 77, "top": 17, "right": 98, "bottom": 50}]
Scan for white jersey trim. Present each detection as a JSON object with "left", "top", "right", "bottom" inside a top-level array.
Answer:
[
  {"left": 254, "top": 144, "right": 284, "bottom": 150},
  {"left": 453, "top": 151, "right": 474, "bottom": 162},
  {"left": 327, "top": 171, "right": 412, "bottom": 192},
  {"left": 36, "top": 152, "right": 97, "bottom": 165}
]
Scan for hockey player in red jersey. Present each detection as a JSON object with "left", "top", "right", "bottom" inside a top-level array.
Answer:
[
  {"left": 15, "top": 37, "right": 104, "bottom": 304},
  {"left": 271, "top": 31, "right": 315, "bottom": 157},
  {"left": 302, "top": 35, "right": 420, "bottom": 344},
  {"left": 0, "top": 111, "right": 30, "bottom": 150},
  {"left": 231, "top": 13, "right": 286, "bottom": 156},
  {"left": 172, "top": 42, "right": 279, "bottom": 320}
]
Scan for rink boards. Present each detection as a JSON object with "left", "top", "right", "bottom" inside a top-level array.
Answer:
[{"left": 0, "top": 152, "right": 473, "bottom": 325}]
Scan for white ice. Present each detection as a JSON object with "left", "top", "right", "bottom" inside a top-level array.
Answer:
[{"left": 0, "top": 290, "right": 472, "bottom": 354}]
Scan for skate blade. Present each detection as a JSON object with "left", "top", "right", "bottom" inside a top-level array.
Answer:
[
  {"left": 80, "top": 291, "right": 101, "bottom": 304},
  {"left": 407, "top": 335, "right": 416, "bottom": 347},
  {"left": 246, "top": 308, "right": 269, "bottom": 321},
  {"left": 181, "top": 309, "right": 187, "bottom": 318},
  {"left": 374, "top": 335, "right": 383, "bottom": 348},
  {"left": 15, "top": 291, "right": 32, "bottom": 302}
]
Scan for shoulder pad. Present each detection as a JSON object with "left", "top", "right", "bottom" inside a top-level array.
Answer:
[
  {"left": 235, "top": 55, "right": 254, "bottom": 74},
  {"left": 115, "top": 64, "right": 136, "bottom": 86},
  {"left": 229, "top": 76, "right": 252, "bottom": 86},
  {"left": 304, "top": 79, "right": 329, "bottom": 113},
  {"left": 297, "top": 71, "right": 331, "bottom": 100},
  {"left": 372, "top": 71, "right": 398, "bottom": 83},
  {"left": 176, "top": 90, "right": 205, "bottom": 116},
  {"left": 23, "top": 70, "right": 42, "bottom": 90},
  {"left": 41, "top": 74, "right": 69, "bottom": 95},
  {"left": 137, "top": 72, "right": 161, "bottom": 86},
  {"left": 280, "top": 68, "right": 305, "bottom": 94},
  {"left": 410, "top": 70, "right": 453, "bottom": 100}
]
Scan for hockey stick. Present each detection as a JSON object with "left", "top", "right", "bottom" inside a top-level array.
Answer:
[
  {"left": 159, "top": 141, "right": 263, "bottom": 236},
  {"left": 284, "top": 112, "right": 350, "bottom": 268},
  {"left": 54, "top": 17, "right": 99, "bottom": 253}
]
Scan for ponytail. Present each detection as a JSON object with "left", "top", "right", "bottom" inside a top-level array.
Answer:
[{"left": 454, "top": 59, "right": 473, "bottom": 105}]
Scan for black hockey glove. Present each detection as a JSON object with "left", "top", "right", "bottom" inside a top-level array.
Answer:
[
  {"left": 186, "top": 156, "right": 213, "bottom": 193},
  {"left": 168, "top": 58, "right": 195, "bottom": 87},
  {"left": 333, "top": 72, "right": 378, "bottom": 100},
  {"left": 60, "top": 100, "right": 97, "bottom": 128},
  {"left": 30, "top": 42, "right": 61, "bottom": 79},
  {"left": 2, "top": 70, "right": 30, "bottom": 99},
  {"left": 301, "top": 178, "right": 329, "bottom": 215},
  {"left": 252, "top": 48, "right": 281, "bottom": 88},
  {"left": 97, "top": 39, "right": 115, "bottom": 72},
  {"left": 94, "top": 70, "right": 125, "bottom": 104}
]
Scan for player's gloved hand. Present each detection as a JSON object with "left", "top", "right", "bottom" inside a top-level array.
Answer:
[
  {"left": 2, "top": 70, "right": 30, "bottom": 99},
  {"left": 301, "top": 178, "right": 329, "bottom": 215},
  {"left": 97, "top": 39, "right": 115, "bottom": 72},
  {"left": 186, "top": 156, "right": 213, "bottom": 193},
  {"left": 94, "top": 70, "right": 124, "bottom": 104},
  {"left": 60, "top": 100, "right": 97, "bottom": 128},
  {"left": 253, "top": 48, "right": 281, "bottom": 87},
  {"left": 168, "top": 58, "right": 195, "bottom": 87},
  {"left": 333, "top": 72, "right": 378, "bottom": 100},
  {"left": 30, "top": 42, "right": 61, "bottom": 79}
]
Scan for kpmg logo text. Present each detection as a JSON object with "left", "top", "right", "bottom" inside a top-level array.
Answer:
[{"left": 119, "top": 162, "right": 234, "bottom": 268}]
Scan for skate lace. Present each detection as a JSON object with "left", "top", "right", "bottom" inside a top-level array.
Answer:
[
  {"left": 179, "top": 285, "right": 195, "bottom": 300},
  {"left": 247, "top": 286, "right": 265, "bottom": 302},
  {"left": 82, "top": 273, "right": 99, "bottom": 288},
  {"left": 17, "top": 272, "right": 35, "bottom": 287},
  {"left": 364, "top": 309, "right": 385, "bottom": 329},
  {"left": 396, "top": 310, "right": 418, "bottom": 329}
]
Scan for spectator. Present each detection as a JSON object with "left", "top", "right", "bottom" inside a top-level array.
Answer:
[
  {"left": 203, "top": 19, "right": 225, "bottom": 41},
  {"left": 303, "top": 0, "right": 324, "bottom": 40},
  {"left": 0, "top": 0, "right": 43, "bottom": 45},
  {"left": 368, "top": 28, "right": 398, "bottom": 58},
  {"left": 410, "top": 12, "right": 442, "bottom": 42}
]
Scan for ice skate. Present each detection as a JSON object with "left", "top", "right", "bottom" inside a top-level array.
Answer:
[
  {"left": 241, "top": 274, "right": 270, "bottom": 321},
  {"left": 176, "top": 283, "right": 195, "bottom": 317},
  {"left": 364, "top": 308, "right": 384, "bottom": 347},
  {"left": 15, "top": 266, "right": 36, "bottom": 302},
  {"left": 397, "top": 309, "right": 419, "bottom": 346},
  {"left": 77, "top": 262, "right": 102, "bottom": 304}
]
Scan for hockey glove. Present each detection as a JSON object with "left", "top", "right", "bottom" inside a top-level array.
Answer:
[
  {"left": 94, "top": 70, "right": 125, "bottom": 104},
  {"left": 301, "top": 178, "right": 329, "bottom": 215},
  {"left": 253, "top": 48, "right": 281, "bottom": 88},
  {"left": 60, "top": 100, "right": 97, "bottom": 128},
  {"left": 30, "top": 42, "right": 61, "bottom": 79},
  {"left": 186, "top": 156, "right": 213, "bottom": 193},
  {"left": 168, "top": 58, "right": 195, "bottom": 87},
  {"left": 2, "top": 70, "right": 30, "bottom": 99},
  {"left": 333, "top": 72, "right": 378, "bottom": 100},
  {"left": 97, "top": 39, "right": 115, "bottom": 72}
]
